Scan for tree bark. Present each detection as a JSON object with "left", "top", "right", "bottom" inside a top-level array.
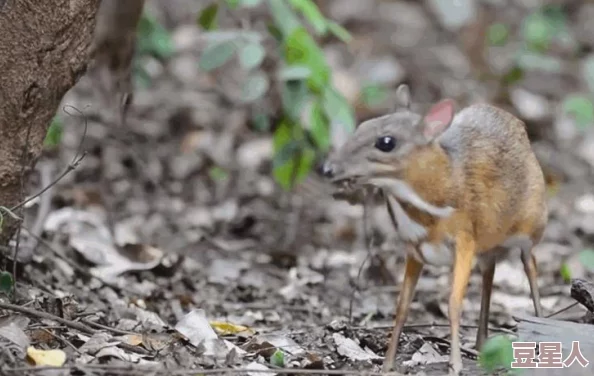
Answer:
[{"left": 0, "top": 0, "right": 101, "bottom": 245}]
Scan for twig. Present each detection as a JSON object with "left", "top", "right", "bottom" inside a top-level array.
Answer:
[
  {"left": 0, "top": 300, "right": 148, "bottom": 355},
  {"left": 26, "top": 160, "right": 56, "bottom": 253},
  {"left": 544, "top": 302, "right": 579, "bottom": 319},
  {"left": 424, "top": 335, "right": 479, "bottom": 358},
  {"left": 0, "top": 300, "right": 97, "bottom": 335},
  {"left": 1, "top": 364, "right": 402, "bottom": 376},
  {"left": 40, "top": 327, "right": 81, "bottom": 354},
  {"left": 12, "top": 117, "right": 35, "bottom": 297},
  {"left": 81, "top": 319, "right": 137, "bottom": 336},
  {"left": 354, "top": 322, "right": 516, "bottom": 336},
  {"left": 349, "top": 191, "right": 375, "bottom": 324},
  {"left": 10, "top": 105, "right": 89, "bottom": 213}
]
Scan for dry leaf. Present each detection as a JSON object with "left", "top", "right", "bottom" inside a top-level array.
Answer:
[
  {"left": 210, "top": 321, "right": 254, "bottom": 335},
  {"left": 26, "top": 347, "right": 66, "bottom": 366}
]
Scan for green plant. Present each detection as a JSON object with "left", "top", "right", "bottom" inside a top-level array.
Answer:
[
  {"left": 269, "top": 349, "right": 285, "bottom": 367},
  {"left": 44, "top": 117, "right": 63, "bottom": 149},
  {"left": 559, "top": 249, "right": 594, "bottom": 282},
  {"left": 133, "top": 12, "right": 174, "bottom": 88},
  {"left": 197, "top": 0, "right": 354, "bottom": 190},
  {"left": 0, "top": 271, "right": 14, "bottom": 296},
  {"left": 479, "top": 335, "right": 518, "bottom": 374}
]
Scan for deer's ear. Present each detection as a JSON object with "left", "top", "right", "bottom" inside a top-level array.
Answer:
[
  {"left": 423, "top": 99, "right": 455, "bottom": 140},
  {"left": 395, "top": 84, "right": 411, "bottom": 109}
]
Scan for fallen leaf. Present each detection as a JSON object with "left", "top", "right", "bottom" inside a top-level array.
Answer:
[
  {"left": 245, "top": 361, "right": 274, "bottom": 376},
  {"left": 332, "top": 333, "right": 382, "bottom": 361},
  {"left": 27, "top": 347, "right": 66, "bottom": 366},
  {"left": 45, "top": 208, "right": 164, "bottom": 281},
  {"left": 174, "top": 309, "right": 245, "bottom": 358},
  {"left": 255, "top": 333, "right": 305, "bottom": 356},
  {"left": 210, "top": 321, "right": 254, "bottom": 335},
  {"left": 122, "top": 334, "right": 143, "bottom": 346},
  {"left": 403, "top": 343, "right": 448, "bottom": 366},
  {"left": 0, "top": 322, "right": 29, "bottom": 349}
]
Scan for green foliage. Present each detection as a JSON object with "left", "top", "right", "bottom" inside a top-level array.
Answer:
[
  {"left": 361, "top": 83, "right": 389, "bottom": 108},
  {"left": 560, "top": 249, "right": 594, "bottom": 282},
  {"left": 560, "top": 262, "right": 572, "bottom": 283},
  {"left": 137, "top": 13, "right": 174, "bottom": 59},
  {"left": 134, "top": 12, "right": 174, "bottom": 88},
  {"left": 198, "top": 3, "right": 219, "bottom": 30},
  {"left": 239, "top": 43, "right": 266, "bottom": 70},
  {"left": 521, "top": 5, "right": 566, "bottom": 52},
  {"left": 272, "top": 119, "right": 315, "bottom": 190},
  {"left": 487, "top": 23, "right": 509, "bottom": 46},
  {"left": 240, "top": 72, "right": 270, "bottom": 103},
  {"left": 0, "top": 271, "right": 14, "bottom": 296},
  {"left": 209, "top": 166, "right": 229, "bottom": 181},
  {"left": 44, "top": 117, "right": 63, "bottom": 149},
  {"left": 198, "top": 0, "right": 353, "bottom": 190},
  {"left": 478, "top": 335, "right": 517, "bottom": 374},
  {"left": 578, "top": 249, "right": 594, "bottom": 271},
  {"left": 562, "top": 95, "right": 594, "bottom": 130},
  {"left": 269, "top": 349, "right": 285, "bottom": 367}
]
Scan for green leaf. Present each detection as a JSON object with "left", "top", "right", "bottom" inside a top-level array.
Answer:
[
  {"left": 44, "top": 118, "right": 63, "bottom": 148},
  {"left": 272, "top": 120, "right": 315, "bottom": 190},
  {"left": 284, "top": 27, "right": 330, "bottom": 90},
  {"left": 198, "top": 4, "right": 219, "bottom": 31},
  {"left": 252, "top": 112, "right": 271, "bottom": 132},
  {"left": 516, "top": 50, "right": 562, "bottom": 73},
  {"left": 239, "top": 43, "right": 266, "bottom": 70},
  {"left": 327, "top": 21, "right": 352, "bottom": 43},
  {"left": 361, "top": 83, "right": 388, "bottom": 108},
  {"left": 502, "top": 65, "right": 524, "bottom": 85},
  {"left": 562, "top": 94, "right": 594, "bottom": 130},
  {"left": 209, "top": 166, "right": 229, "bottom": 181},
  {"left": 289, "top": 0, "right": 327, "bottom": 35},
  {"left": 578, "top": 249, "right": 594, "bottom": 271},
  {"left": 240, "top": 72, "right": 270, "bottom": 103},
  {"left": 278, "top": 65, "right": 312, "bottom": 81},
  {"left": 322, "top": 86, "right": 355, "bottom": 131},
  {"left": 267, "top": 23, "right": 284, "bottom": 42},
  {"left": 582, "top": 55, "right": 594, "bottom": 94},
  {"left": 241, "top": 0, "right": 264, "bottom": 7},
  {"left": 225, "top": 0, "right": 240, "bottom": 9},
  {"left": 133, "top": 60, "right": 153, "bottom": 89},
  {"left": 199, "top": 41, "right": 237, "bottom": 71},
  {"left": 0, "top": 271, "right": 14, "bottom": 295},
  {"left": 281, "top": 80, "right": 310, "bottom": 121},
  {"left": 522, "top": 12, "right": 551, "bottom": 51},
  {"left": 478, "top": 335, "right": 515, "bottom": 372},
  {"left": 309, "top": 103, "right": 330, "bottom": 150},
  {"left": 270, "top": 349, "right": 285, "bottom": 367},
  {"left": 137, "top": 13, "right": 174, "bottom": 59},
  {"left": 487, "top": 23, "right": 509, "bottom": 46},
  {"left": 560, "top": 263, "right": 572, "bottom": 283},
  {"left": 268, "top": 0, "right": 301, "bottom": 36},
  {"left": 521, "top": 6, "right": 567, "bottom": 52}
]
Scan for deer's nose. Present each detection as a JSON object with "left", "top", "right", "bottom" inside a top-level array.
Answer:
[{"left": 321, "top": 160, "right": 334, "bottom": 178}]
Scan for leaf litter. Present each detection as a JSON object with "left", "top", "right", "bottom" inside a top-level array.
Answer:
[{"left": 2, "top": 1, "right": 594, "bottom": 375}]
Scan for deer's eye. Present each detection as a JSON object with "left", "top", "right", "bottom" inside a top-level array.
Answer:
[{"left": 375, "top": 136, "right": 396, "bottom": 152}]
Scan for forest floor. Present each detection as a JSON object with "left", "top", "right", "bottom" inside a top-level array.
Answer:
[{"left": 1, "top": 1, "right": 594, "bottom": 375}]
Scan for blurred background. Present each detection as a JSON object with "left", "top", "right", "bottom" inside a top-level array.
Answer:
[{"left": 13, "top": 0, "right": 594, "bottom": 373}]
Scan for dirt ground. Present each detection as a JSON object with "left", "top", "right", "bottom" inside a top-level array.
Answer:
[{"left": 1, "top": 0, "right": 594, "bottom": 375}]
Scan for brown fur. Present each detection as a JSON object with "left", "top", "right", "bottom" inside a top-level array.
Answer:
[
  {"left": 323, "top": 85, "right": 547, "bottom": 375},
  {"left": 400, "top": 104, "right": 547, "bottom": 253}
]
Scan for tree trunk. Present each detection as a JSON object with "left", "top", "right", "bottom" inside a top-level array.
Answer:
[
  {"left": 0, "top": 0, "right": 101, "bottom": 245},
  {"left": 90, "top": 0, "right": 145, "bottom": 107}
]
